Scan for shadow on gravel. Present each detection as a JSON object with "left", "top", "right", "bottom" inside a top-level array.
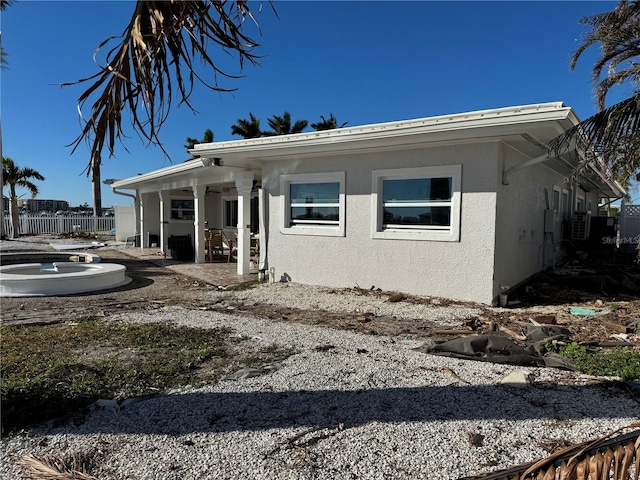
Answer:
[{"left": 66, "top": 382, "right": 639, "bottom": 435}]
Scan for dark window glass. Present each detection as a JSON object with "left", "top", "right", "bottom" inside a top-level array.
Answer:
[
  {"left": 383, "top": 206, "right": 451, "bottom": 226},
  {"left": 290, "top": 183, "right": 339, "bottom": 204},
  {"left": 383, "top": 178, "right": 452, "bottom": 203}
]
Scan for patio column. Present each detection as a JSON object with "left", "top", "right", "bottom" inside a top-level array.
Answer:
[
  {"left": 158, "top": 190, "right": 170, "bottom": 254},
  {"left": 139, "top": 192, "right": 147, "bottom": 249},
  {"left": 192, "top": 184, "right": 206, "bottom": 264},
  {"left": 235, "top": 174, "right": 253, "bottom": 275}
]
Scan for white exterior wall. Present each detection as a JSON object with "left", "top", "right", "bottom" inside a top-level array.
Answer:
[
  {"left": 493, "top": 145, "right": 586, "bottom": 300},
  {"left": 140, "top": 193, "right": 160, "bottom": 247},
  {"left": 264, "top": 143, "right": 499, "bottom": 304}
]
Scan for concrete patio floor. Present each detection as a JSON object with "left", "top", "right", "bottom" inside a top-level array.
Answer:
[{"left": 116, "top": 246, "right": 259, "bottom": 288}]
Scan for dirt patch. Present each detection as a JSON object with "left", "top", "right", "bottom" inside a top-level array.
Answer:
[{"left": 1, "top": 247, "right": 639, "bottom": 348}]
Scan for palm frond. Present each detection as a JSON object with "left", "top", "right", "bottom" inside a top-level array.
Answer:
[
  {"left": 571, "top": 1, "right": 640, "bottom": 109},
  {"left": 548, "top": 95, "right": 640, "bottom": 189},
  {"left": 16, "top": 449, "right": 101, "bottom": 480},
  {"left": 462, "top": 423, "right": 639, "bottom": 480},
  {"left": 63, "top": 1, "right": 267, "bottom": 175}
]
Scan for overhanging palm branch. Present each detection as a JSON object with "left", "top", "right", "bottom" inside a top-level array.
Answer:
[
  {"left": 570, "top": 1, "right": 640, "bottom": 111},
  {"left": 462, "top": 423, "right": 639, "bottom": 480},
  {"left": 547, "top": 94, "right": 640, "bottom": 190},
  {"left": 548, "top": 1, "right": 640, "bottom": 191},
  {"left": 63, "top": 1, "right": 270, "bottom": 175}
]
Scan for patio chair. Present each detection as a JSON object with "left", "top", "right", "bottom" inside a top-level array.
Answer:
[
  {"left": 205, "top": 230, "right": 230, "bottom": 263},
  {"left": 220, "top": 230, "right": 236, "bottom": 262}
]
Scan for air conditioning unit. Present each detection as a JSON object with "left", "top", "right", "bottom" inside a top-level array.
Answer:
[{"left": 571, "top": 211, "right": 591, "bottom": 241}]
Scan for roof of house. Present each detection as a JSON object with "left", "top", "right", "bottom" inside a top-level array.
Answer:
[{"left": 110, "top": 102, "right": 623, "bottom": 197}]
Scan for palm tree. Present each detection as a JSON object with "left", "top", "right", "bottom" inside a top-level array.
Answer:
[
  {"left": 264, "top": 111, "right": 308, "bottom": 136},
  {"left": 549, "top": 1, "right": 640, "bottom": 190},
  {"left": 2, "top": 156, "right": 45, "bottom": 238},
  {"left": 185, "top": 129, "right": 214, "bottom": 154},
  {"left": 54, "top": 1, "right": 271, "bottom": 216},
  {"left": 311, "top": 113, "right": 348, "bottom": 131},
  {"left": 231, "top": 113, "right": 263, "bottom": 139}
]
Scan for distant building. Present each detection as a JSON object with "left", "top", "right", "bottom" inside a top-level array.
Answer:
[{"left": 18, "top": 199, "right": 69, "bottom": 214}]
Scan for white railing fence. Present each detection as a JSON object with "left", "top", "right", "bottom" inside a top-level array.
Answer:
[{"left": 2, "top": 215, "right": 115, "bottom": 237}]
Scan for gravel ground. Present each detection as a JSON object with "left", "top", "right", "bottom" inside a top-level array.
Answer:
[
  {"left": 2, "top": 302, "right": 640, "bottom": 479},
  {"left": 1, "top": 236, "right": 639, "bottom": 479}
]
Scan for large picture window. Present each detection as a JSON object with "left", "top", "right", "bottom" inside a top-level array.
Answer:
[
  {"left": 280, "top": 172, "right": 345, "bottom": 236},
  {"left": 372, "top": 165, "right": 461, "bottom": 241}
]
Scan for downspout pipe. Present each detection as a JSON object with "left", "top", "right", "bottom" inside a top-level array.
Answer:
[
  {"left": 103, "top": 179, "right": 139, "bottom": 237},
  {"left": 103, "top": 179, "right": 137, "bottom": 203},
  {"left": 110, "top": 187, "right": 136, "bottom": 203}
]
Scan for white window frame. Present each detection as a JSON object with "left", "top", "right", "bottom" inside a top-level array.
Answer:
[
  {"left": 576, "top": 193, "right": 585, "bottom": 212},
  {"left": 371, "top": 165, "right": 461, "bottom": 242},
  {"left": 170, "top": 197, "right": 195, "bottom": 221},
  {"left": 552, "top": 186, "right": 561, "bottom": 219},
  {"left": 280, "top": 172, "right": 346, "bottom": 237},
  {"left": 222, "top": 196, "right": 239, "bottom": 228},
  {"left": 221, "top": 194, "right": 259, "bottom": 233}
]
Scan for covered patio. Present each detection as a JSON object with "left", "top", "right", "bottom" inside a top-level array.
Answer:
[{"left": 108, "top": 157, "right": 264, "bottom": 276}]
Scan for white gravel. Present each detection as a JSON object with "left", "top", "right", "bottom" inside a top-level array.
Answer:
[{"left": 2, "top": 281, "right": 639, "bottom": 480}]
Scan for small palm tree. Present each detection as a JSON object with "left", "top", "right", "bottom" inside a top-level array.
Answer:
[
  {"left": 311, "top": 113, "right": 348, "bottom": 131},
  {"left": 231, "top": 113, "right": 263, "bottom": 139},
  {"left": 2, "top": 156, "right": 45, "bottom": 238},
  {"left": 264, "top": 111, "right": 308, "bottom": 136}
]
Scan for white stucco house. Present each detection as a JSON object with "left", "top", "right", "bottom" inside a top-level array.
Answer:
[{"left": 109, "top": 102, "right": 624, "bottom": 305}]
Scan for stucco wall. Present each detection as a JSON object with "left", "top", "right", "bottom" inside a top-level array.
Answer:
[
  {"left": 263, "top": 143, "right": 499, "bottom": 304},
  {"left": 140, "top": 193, "right": 161, "bottom": 247},
  {"left": 493, "top": 145, "right": 598, "bottom": 301}
]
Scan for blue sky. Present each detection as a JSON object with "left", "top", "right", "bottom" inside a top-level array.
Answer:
[{"left": 2, "top": 0, "right": 631, "bottom": 208}]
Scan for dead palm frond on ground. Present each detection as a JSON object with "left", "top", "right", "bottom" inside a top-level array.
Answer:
[
  {"left": 16, "top": 448, "right": 103, "bottom": 480},
  {"left": 462, "top": 423, "right": 639, "bottom": 480}
]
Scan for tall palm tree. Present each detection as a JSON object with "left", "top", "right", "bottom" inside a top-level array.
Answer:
[
  {"left": 264, "top": 111, "right": 308, "bottom": 136},
  {"left": 549, "top": 1, "right": 640, "bottom": 190},
  {"left": 56, "top": 1, "right": 271, "bottom": 216},
  {"left": 311, "top": 113, "right": 348, "bottom": 131},
  {"left": 2, "top": 156, "right": 45, "bottom": 238},
  {"left": 231, "top": 113, "right": 263, "bottom": 139}
]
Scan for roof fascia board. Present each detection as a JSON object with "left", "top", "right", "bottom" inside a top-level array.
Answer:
[
  {"left": 127, "top": 167, "right": 254, "bottom": 194},
  {"left": 111, "top": 159, "right": 210, "bottom": 189},
  {"left": 191, "top": 103, "right": 574, "bottom": 161}
]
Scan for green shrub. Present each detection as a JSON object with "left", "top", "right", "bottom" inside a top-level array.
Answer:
[{"left": 558, "top": 342, "right": 640, "bottom": 380}]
